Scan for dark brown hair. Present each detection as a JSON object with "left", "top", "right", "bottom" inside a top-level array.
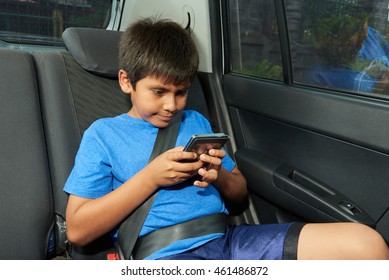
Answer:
[{"left": 119, "top": 17, "right": 199, "bottom": 89}]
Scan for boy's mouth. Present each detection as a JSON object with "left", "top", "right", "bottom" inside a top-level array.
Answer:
[{"left": 157, "top": 114, "right": 174, "bottom": 122}]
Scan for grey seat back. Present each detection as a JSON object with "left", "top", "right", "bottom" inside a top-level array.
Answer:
[
  {"left": 33, "top": 29, "right": 131, "bottom": 257},
  {"left": 0, "top": 48, "right": 54, "bottom": 259}
]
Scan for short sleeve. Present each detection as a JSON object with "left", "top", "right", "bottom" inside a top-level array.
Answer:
[{"left": 64, "top": 127, "right": 113, "bottom": 199}]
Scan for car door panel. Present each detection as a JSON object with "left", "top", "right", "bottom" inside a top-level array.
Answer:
[
  {"left": 225, "top": 75, "right": 389, "bottom": 154},
  {"left": 235, "top": 148, "right": 376, "bottom": 225},
  {"left": 223, "top": 75, "right": 389, "bottom": 243}
]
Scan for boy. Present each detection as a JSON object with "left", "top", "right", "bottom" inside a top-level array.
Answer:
[{"left": 64, "top": 18, "right": 389, "bottom": 260}]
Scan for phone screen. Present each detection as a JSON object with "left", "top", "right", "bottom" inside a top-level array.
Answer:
[{"left": 183, "top": 133, "right": 229, "bottom": 159}]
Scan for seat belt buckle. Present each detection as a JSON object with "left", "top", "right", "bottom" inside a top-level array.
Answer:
[{"left": 107, "top": 253, "right": 120, "bottom": 260}]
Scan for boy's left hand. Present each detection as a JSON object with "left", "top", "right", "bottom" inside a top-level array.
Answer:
[{"left": 193, "top": 148, "right": 225, "bottom": 188}]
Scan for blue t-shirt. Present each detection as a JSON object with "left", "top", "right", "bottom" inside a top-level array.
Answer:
[{"left": 64, "top": 110, "right": 235, "bottom": 259}]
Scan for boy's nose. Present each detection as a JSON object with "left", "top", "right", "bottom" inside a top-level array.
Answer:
[{"left": 163, "top": 94, "right": 178, "bottom": 112}]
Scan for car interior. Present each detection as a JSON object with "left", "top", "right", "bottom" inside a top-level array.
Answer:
[{"left": 0, "top": 0, "right": 388, "bottom": 260}]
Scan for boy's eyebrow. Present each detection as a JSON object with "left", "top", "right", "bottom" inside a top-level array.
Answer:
[
  {"left": 178, "top": 87, "right": 190, "bottom": 92},
  {"left": 150, "top": 84, "right": 190, "bottom": 92},
  {"left": 151, "top": 85, "right": 168, "bottom": 90}
]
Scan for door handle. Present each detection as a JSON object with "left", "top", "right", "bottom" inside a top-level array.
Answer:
[{"left": 273, "top": 164, "right": 375, "bottom": 226}]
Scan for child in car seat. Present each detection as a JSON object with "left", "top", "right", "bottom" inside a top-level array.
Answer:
[{"left": 64, "top": 17, "right": 389, "bottom": 260}]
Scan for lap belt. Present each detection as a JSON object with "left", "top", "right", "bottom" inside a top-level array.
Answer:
[{"left": 132, "top": 213, "right": 228, "bottom": 260}]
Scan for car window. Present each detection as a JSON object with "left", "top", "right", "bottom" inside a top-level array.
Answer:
[
  {"left": 286, "top": 0, "right": 389, "bottom": 99},
  {"left": 226, "top": 0, "right": 283, "bottom": 81},
  {"left": 226, "top": 0, "right": 389, "bottom": 99},
  {"left": 0, "top": 0, "right": 112, "bottom": 46}
]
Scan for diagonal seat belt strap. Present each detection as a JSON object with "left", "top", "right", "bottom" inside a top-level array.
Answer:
[{"left": 116, "top": 112, "right": 182, "bottom": 260}]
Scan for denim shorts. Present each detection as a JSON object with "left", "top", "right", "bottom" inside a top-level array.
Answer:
[{"left": 158, "top": 222, "right": 305, "bottom": 260}]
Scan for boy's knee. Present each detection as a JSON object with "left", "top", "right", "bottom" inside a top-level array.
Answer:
[
  {"left": 298, "top": 222, "right": 389, "bottom": 259},
  {"left": 349, "top": 223, "right": 389, "bottom": 260}
]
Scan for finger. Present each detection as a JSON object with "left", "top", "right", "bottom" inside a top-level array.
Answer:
[
  {"left": 161, "top": 170, "right": 202, "bottom": 186},
  {"left": 197, "top": 168, "right": 217, "bottom": 183},
  {"left": 177, "top": 160, "right": 204, "bottom": 173},
  {"left": 193, "top": 179, "right": 209, "bottom": 188},
  {"left": 208, "top": 148, "right": 226, "bottom": 158},
  {"left": 199, "top": 153, "right": 222, "bottom": 166},
  {"left": 166, "top": 149, "right": 198, "bottom": 162}
]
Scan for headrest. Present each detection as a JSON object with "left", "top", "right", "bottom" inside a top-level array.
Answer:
[{"left": 62, "top": 27, "right": 122, "bottom": 78}]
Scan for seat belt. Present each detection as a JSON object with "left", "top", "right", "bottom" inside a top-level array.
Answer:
[
  {"left": 132, "top": 213, "right": 228, "bottom": 260},
  {"left": 116, "top": 112, "right": 182, "bottom": 260}
]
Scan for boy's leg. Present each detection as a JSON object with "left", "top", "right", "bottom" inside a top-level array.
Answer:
[
  {"left": 158, "top": 223, "right": 302, "bottom": 260},
  {"left": 297, "top": 222, "right": 389, "bottom": 259}
]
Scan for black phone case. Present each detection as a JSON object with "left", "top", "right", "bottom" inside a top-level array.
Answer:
[{"left": 183, "top": 133, "right": 230, "bottom": 157}]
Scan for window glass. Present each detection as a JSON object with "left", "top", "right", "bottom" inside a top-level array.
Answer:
[
  {"left": 286, "top": 0, "right": 389, "bottom": 98},
  {"left": 227, "top": 0, "right": 283, "bottom": 81},
  {"left": 0, "top": 0, "right": 112, "bottom": 46}
]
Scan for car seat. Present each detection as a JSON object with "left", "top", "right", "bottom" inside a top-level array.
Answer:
[
  {"left": 33, "top": 27, "right": 211, "bottom": 259},
  {"left": 0, "top": 48, "right": 54, "bottom": 259}
]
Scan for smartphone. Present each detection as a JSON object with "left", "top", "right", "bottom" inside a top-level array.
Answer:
[
  {"left": 183, "top": 133, "right": 230, "bottom": 160},
  {"left": 183, "top": 133, "right": 229, "bottom": 181}
]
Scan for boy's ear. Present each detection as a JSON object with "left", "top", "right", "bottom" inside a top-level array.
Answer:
[{"left": 118, "top": 69, "right": 134, "bottom": 94}]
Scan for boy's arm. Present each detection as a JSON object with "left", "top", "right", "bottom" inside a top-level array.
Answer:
[
  {"left": 66, "top": 166, "right": 160, "bottom": 246},
  {"left": 194, "top": 148, "right": 248, "bottom": 215},
  {"left": 213, "top": 167, "right": 249, "bottom": 215},
  {"left": 66, "top": 147, "right": 203, "bottom": 246}
]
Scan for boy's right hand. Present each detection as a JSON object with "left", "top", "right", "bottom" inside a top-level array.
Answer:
[{"left": 145, "top": 146, "right": 204, "bottom": 188}]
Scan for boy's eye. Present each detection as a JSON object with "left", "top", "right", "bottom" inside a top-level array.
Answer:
[
  {"left": 152, "top": 89, "right": 188, "bottom": 96},
  {"left": 152, "top": 89, "right": 164, "bottom": 95}
]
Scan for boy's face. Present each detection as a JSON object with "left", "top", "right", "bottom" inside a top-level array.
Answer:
[{"left": 119, "top": 72, "right": 189, "bottom": 128}]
